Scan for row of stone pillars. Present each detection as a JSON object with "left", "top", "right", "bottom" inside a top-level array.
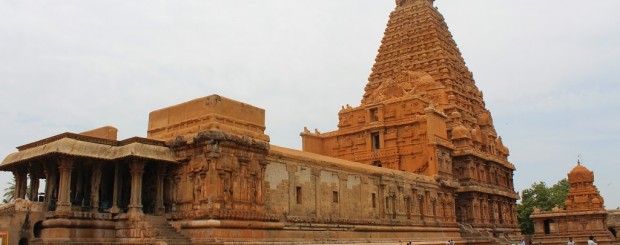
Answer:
[{"left": 11, "top": 156, "right": 167, "bottom": 216}]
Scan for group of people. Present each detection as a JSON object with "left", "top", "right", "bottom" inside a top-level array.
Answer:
[
  {"left": 405, "top": 236, "right": 598, "bottom": 245},
  {"left": 567, "top": 236, "right": 598, "bottom": 245},
  {"left": 406, "top": 240, "right": 454, "bottom": 245},
  {"left": 405, "top": 241, "right": 455, "bottom": 245},
  {"left": 520, "top": 236, "right": 598, "bottom": 245}
]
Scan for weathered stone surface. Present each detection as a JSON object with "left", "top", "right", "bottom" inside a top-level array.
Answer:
[
  {"left": 80, "top": 126, "right": 118, "bottom": 141},
  {"left": 148, "top": 94, "right": 269, "bottom": 143}
]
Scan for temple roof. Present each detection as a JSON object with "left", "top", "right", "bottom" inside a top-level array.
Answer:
[
  {"left": 568, "top": 163, "right": 594, "bottom": 184},
  {"left": 565, "top": 163, "right": 605, "bottom": 211},
  {"left": 270, "top": 145, "right": 437, "bottom": 184},
  {"left": 0, "top": 132, "right": 177, "bottom": 170}
]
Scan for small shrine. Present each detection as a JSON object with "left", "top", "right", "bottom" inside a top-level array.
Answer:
[{"left": 530, "top": 162, "right": 615, "bottom": 245}]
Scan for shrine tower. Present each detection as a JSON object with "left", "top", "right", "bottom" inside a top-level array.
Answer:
[
  {"left": 565, "top": 163, "right": 605, "bottom": 211},
  {"left": 302, "top": 0, "right": 520, "bottom": 232},
  {"left": 531, "top": 163, "right": 615, "bottom": 245}
]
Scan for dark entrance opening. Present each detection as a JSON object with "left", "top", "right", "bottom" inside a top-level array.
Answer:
[
  {"left": 142, "top": 163, "right": 158, "bottom": 214},
  {"left": 33, "top": 221, "right": 43, "bottom": 238},
  {"left": 543, "top": 219, "right": 554, "bottom": 234}
]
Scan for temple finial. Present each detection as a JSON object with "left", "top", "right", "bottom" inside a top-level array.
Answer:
[{"left": 396, "top": 0, "right": 434, "bottom": 7}]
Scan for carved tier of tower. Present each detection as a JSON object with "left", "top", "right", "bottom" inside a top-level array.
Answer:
[
  {"left": 565, "top": 163, "right": 605, "bottom": 211},
  {"left": 302, "top": 0, "right": 519, "bottom": 231}
]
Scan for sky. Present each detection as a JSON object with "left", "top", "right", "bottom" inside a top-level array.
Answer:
[{"left": 0, "top": 1, "right": 618, "bottom": 208}]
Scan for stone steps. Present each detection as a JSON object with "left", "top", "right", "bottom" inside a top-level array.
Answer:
[{"left": 145, "top": 215, "right": 193, "bottom": 245}]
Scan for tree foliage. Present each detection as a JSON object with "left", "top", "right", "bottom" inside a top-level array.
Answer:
[
  {"left": 517, "top": 178, "right": 569, "bottom": 234},
  {"left": 2, "top": 176, "right": 15, "bottom": 204}
]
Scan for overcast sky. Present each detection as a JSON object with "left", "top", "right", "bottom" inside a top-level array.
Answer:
[{"left": 1, "top": 0, "right": 618, "bottom": 208}]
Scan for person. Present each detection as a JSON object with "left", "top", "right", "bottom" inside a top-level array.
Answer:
[
  {"left": 446, "top": 240, "right": 451, "bottom": 245},
  {"left": 567, "top": 237, "right": 575, "bottom": 245},
  {"left": 521, "top": 238, "right": 526, "bottom": 245},
  {"left": 450, "top": 239, "right": 455, "bottom": 245},
  {"left": 588, "top": 236, "right": 597, "bottom": 245}
]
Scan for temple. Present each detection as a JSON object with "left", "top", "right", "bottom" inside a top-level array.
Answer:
[
  {"left": 0, "top": 1, "right": 522, "bottom": 244},
  {"left": 302, "top": 0, "right": 517, "bottom": 233},
  {"left": 530, "top": 163, "right": 616, "bottom": 245}
]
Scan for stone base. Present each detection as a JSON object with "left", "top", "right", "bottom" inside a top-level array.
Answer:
[
  {"left": 40, "top": 218, "right": 117, "bottom": 239},
  {"left": 175, "top": 219, "right": 470, "bottom": 244}
]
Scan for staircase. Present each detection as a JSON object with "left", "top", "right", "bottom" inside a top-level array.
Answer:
[
  {"left": 145, "top": 215, "right": 193, "bottom": 245},
  {"left": 459, "top": 223, "right": 517, "bottom": 245}
]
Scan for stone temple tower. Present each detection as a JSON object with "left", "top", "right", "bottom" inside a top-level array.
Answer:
[{"left": 302, "top": 0, "right": 520, "bottom": 234}]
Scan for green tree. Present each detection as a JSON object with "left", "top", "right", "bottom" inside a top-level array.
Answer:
[
  {"left": 517, "top": 178, "right": 569, "bottom": 234},
  {"left": 1, "top": 176, "right": 33, "bottom": 203},
  {"left": 2, "top": 176, "right": 15, "bottom": 203}
]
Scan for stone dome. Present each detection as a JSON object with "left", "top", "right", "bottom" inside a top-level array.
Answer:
[
  {"left": 568, "top": 164, "right": 594, "bottom": 184},
  {"left": 476, "top": 112, "right": 492, "bottom": 126},
  {"left": 451, "top": 124, "right": 471, "bottom": 139}
]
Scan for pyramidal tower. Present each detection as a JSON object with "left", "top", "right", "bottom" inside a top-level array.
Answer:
[{"left": 302, "top": 0, "right": 520, "bottom": 233}]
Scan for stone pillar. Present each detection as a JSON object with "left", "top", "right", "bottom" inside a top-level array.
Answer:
[
  {"left": 128, "top": 160, "right": 145, "bottom": 214},
  {"left": 451, "top": 193, "right": 457, "bottom": 223},
  {"left": 74, "top": 164, "right": 84, "bottom": 207},
  {"left": 512, "top": 203, "right": 518, "bottom": 225},
  {"left": 29, "top": 172, "right": 40, "bottom": 201},
  {"left": 411, "top": 189, "right": 419, "bottom": 220},
  {"left": 199, "top": 171, "right": 207, "bottom": 203},
  {"left": 438, "top": 194, "right": 444, "bottom": 222},
  {"left": 258, "top": 161, "right": 267, "bottom": 205},
  {"left": 337, "top": 173, "right": 347, "bottom": 218},
  {"left": 378, "top": 182, "right": 386, "bottom": 219},
  {"left": 312, "top": 168, "right": 321, "bottom": 218},
  {"left": 172, "top": 175, "right": 180, "bottom": 212},
  {"left": 109, "top": 162, "right": 121, "bottom": 214},
  {"left": 90, "top": 163, "right": 102, "bottom": 212},
  {"left": 43, "top": 164, "right": 58, "bottom": 211},
  {"left": 155, "top": 164, "right": 166, "bottom": 215},
  {"left": 286, "top": 164, "right": 297, "bottom": 215},
  {"left": 191, "top": 172, "right": 201, "bottom": 209},
  {"left": 12, "top": 167, "right": 27, "bottom": 200},
  {"left": 56, "top": 157, "right": 74, "bottom": 212},
  {"left": 396, "top": 184, "right": 404, "bottom": 219}
]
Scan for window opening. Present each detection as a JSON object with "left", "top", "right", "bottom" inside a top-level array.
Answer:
[
  {"left": 296, "top": 187, "right": 302, "bottom": 204},
  {"left": 371, "top": 132, "right": 381, "bottom": 150}
]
